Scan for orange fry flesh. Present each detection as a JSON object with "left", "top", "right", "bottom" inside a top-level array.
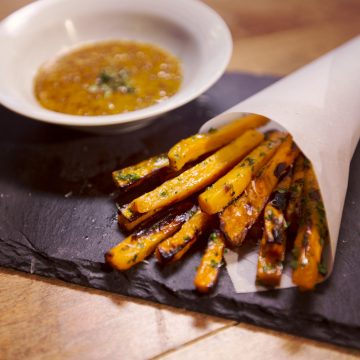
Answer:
[
  {"left": 168, "top": 114, "right": 269, "bottom": 171},
  {"left": 198, "top": 131, "right": 286, "bottom": 214}
]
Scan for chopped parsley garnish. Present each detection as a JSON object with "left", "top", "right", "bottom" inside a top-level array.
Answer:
[
  {"left": 302, "top": 231, "right": 310, "bottom": 247},
  {"left": 262, "top": 263, "right": 274, "bottom": 272},
  {"left": 289, "top": 258, "right": 298, "bottom": 269},
  {"left": 116, "top": 173, "right": 141, "bottom": 182},
  {"left": 290, "top": 184, "right": 300, "bottom": 194},
  {"left": 99, "top": 71, "right": 112, "bottom": 84},
  {"left": 245, "top": 157, "right": 255, "bottom": 166},
  {"left": 88, "top": 68, "right": 135, "bottom": 96},
  {"left": 265, "top": 209, "right": 274, "bottom": 221},
  {"left": 209, "top": 232, "right": 218, "bottom": 241},
  {"left": 208, "top": 127, "right": 218, "bottom": 134},
  {"left": 318, "top": 263, "right": 327, "bottom": 275}
]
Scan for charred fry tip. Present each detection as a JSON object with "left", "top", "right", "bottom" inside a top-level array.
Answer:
[
  {"left": 155, "top": 247, "right": 174, "bottom": 264},
  {"left": 105, "top": 251, "right": 114, "bottom": 263},
  {"left": 219, "top": 218, "right": 247, "bottom": 248},
  {"left": 195, "top": 283, "right": 214, "bottom": 294}
]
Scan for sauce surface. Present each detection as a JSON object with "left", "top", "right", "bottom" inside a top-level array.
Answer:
[{"left": 34, "top": 40, "right": 182, "bottom": 116}]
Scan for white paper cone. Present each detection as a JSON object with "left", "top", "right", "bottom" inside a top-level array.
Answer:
[{"left": 200, "top": 36, "right": 360, "bottom": 293}]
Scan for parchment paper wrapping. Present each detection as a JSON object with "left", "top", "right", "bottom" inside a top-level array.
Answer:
[{"left": 200, "top": 36, "right": 360, "bottom": 293}]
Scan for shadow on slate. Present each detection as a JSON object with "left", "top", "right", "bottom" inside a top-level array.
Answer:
[{"left": 0, "top": 72, "right": 359, "bottom": 350}]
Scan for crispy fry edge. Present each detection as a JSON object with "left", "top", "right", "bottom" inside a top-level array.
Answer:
[
  {"left": 256, "top": 169, "right": 293, "bottom": 287},
  {"left": 194, "top": 230, "right": 225, "bottom": 293}
]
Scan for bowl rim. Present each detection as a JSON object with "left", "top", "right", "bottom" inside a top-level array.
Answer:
[{"left": 0, "top": 0, "right": 233, "bottom": 127}]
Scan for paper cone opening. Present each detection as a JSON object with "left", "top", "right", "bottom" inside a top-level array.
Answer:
[{"left": 198, "top": 35, "right": 360, "bottom": 293}]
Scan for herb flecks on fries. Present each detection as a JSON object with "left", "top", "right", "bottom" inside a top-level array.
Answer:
[
  {"left": 168, "top": 114, "right": 269, "bottom": 171},
  {"left": 119, "top": 200, "right": 163, "bottom": 226},
  {"left": 131, "top": 129, "right": 264, "bottom": 215},
  {"left": 112, "top": 153, "right": 169, "bottom": 189},
  {"left": 291, "top": 160, "right": 328, "bottom": 290},
  {"left": 220, "top": 135, "right": 300, "bottom": 247},
  {"left": 107, "top": 116, "right": 329, "bottom": 292},
  {"left": 256, "top": 169, "right": 293, "bottom": 287},
  {"left": 106, "top": 202, "right": 194, "bottom": 270}
]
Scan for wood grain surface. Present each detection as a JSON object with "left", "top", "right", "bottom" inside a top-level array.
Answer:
[{"left": 1, "top": 1, "right": 360, "bottom": 359}]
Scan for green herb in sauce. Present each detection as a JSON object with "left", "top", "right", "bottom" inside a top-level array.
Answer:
[{"left": 88, "top": 69, "right": 135, "bottom": 96}]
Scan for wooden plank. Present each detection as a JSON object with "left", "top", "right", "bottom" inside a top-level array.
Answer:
[
  {"left": 204, "top": 0, "right": 360, "bottom": 75},
  {"left": 156, "top": 323, "right": 360, "bottom": 360},
  {"left": 0, "top": 269, "right": 233, "bottom": 360},
  {"left": 0, "top": 0, "right": 29, "bottom": 19}
]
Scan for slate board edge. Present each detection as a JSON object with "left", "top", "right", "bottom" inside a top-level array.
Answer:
[{"left": 1, "top": 239, "right": 359, "bottom": 351}]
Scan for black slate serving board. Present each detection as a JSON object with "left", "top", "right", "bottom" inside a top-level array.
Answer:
[{"left": 1, "top": 73, "right": 359, "bottom": 349}]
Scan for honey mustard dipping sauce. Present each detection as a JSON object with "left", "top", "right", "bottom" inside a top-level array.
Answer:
[{"left": 34, "top": 40, "right": 182, "bottom": 116}]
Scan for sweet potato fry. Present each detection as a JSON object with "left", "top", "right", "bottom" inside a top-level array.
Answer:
[
  {"left": 220, "top": 135, "right": 299, "bottom": 247},
  {"left": 119, "top": 202, "right": 140, "bottom": 222},
  {"left": 256, "top": 169, "right": 293, "bottom": 287},
  {"left": 112, "top": 153, "right": 169, "bottom": 189},
  {"left": 130, "top": 129, "right": 264, "bottom": 215},
  {"left": 105, "top": 202, "right": 195, "bottom": 270},
  {"left": 155, "top": 209, "right": 213, "bottom": 264},
  {"left": 291, "top": 160, "right": 328, "bottom": 290},
  {"left": 194, "top": 230, "right": 225, "bottom": 293},
  {"left": 118, "top": 207, "right": 162, "bottom": 233},
  {"left": 168, "top": 114, "right": 269, "bottom": 171},
  {"left": 198, "top": 131, "right": 286, "bottom": 214},
  {"left": 286, "top": 154, "right": 305, "bottom": 230}
]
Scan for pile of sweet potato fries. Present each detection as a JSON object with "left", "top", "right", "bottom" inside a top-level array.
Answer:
[{"left": 106, "top": 115, "right": 328, "bottom": 292}]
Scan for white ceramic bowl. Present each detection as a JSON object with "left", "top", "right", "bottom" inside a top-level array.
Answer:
[{"left": 0, "top": 0, "right": 232, "bottom": 133}]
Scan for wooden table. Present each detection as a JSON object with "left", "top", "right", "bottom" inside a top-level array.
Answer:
[{"left": 1, "top": 1, "right": 360, "bottom": 359}]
